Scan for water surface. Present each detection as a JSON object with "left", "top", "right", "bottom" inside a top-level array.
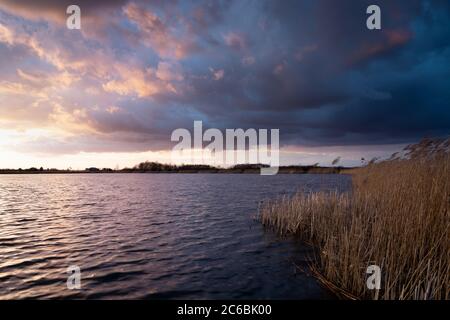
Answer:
[{"left": 0, "top": 173, "right": 351, "bottom": 299}]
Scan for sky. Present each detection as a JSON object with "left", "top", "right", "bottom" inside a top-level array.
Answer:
[{"left": 0, "top": 0, "right": 449, "bottom": 169}]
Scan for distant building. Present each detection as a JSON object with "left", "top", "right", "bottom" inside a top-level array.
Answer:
[{"left": 85, "top": 167, "right": 100, "bottom": 172}]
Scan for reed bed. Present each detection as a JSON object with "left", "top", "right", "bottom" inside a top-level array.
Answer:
[{"left": 259, "top": 154, "right": 449, "bottom": 300}]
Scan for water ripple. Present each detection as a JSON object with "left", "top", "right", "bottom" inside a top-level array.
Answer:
[{"left": 0, "top": 173, "right": 350, "bottom": 299}]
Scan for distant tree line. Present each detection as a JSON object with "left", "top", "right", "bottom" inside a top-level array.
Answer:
[{"left": 0, "top": 161, "right": 349, "bottom": 174}]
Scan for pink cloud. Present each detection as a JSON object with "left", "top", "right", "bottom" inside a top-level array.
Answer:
[
  {"left": 224, "top": 32, "right": 247, "bottom": 51},
  {"left": 156, "top": 62, "right": 184, "bottom": 82},
  {"left": 209, "top": 68, "right": 224, "bottom": 80},
  {"left": 348, "top": 29, "right": 413, "bottom": 66},
  {"left": 273, "top": 63, "right": 285, "bottom": 75},
  {"left": 123, "top": 2, "right": 194, "bottom": 59}
]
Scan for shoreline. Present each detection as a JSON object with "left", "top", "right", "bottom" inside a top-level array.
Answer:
[{"left": 0, "top": 165, "right": 351, "bottom": 175}]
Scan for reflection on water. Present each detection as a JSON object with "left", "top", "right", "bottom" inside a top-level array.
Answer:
[{"left": 0, "top": 173, "right": 351, "bottom": 299}]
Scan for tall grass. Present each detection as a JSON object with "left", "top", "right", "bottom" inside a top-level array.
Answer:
[{"left": 259, "top": 155, "right": 449, "bottom": 299}]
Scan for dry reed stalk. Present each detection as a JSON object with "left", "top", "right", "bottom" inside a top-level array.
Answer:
[{"left": 259, "top": 154, "right": 450, "bottom": 300}]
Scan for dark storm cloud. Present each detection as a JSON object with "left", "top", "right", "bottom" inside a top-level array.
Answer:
[{"left": 168, "top": 0, "right": 450, "bottom": 147}]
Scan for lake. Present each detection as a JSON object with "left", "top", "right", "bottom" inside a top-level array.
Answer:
[{"left": 0, "top": 173, "right": 351, "bottom": 299}]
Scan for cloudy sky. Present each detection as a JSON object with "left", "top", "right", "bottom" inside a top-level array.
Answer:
[{"left": 0, "top": 0, "right": 449, "bottom": 169}]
